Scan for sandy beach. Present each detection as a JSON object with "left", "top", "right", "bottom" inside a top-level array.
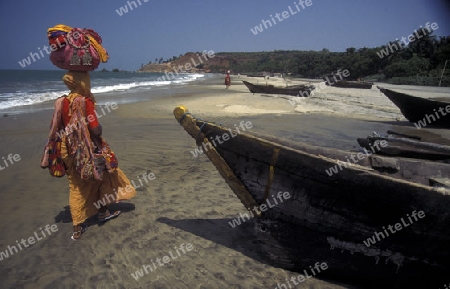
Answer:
[{"left": 1, "top": 75, "right": 450, "bottom": 289}]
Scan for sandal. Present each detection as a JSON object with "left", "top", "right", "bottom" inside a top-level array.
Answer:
[
  {"left": 71, "top": 223, "right": 88, "bottom": 240},
  {"left": 98, "top": 209, "right": 121, "bottom": 223}
]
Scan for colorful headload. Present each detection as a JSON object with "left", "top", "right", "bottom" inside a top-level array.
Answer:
[{"left": 47, "top": 24, "right": 109, "bottom": 71}]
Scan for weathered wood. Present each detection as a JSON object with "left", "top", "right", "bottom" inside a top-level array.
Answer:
[
  {"left": 175, "top": 108, "right": 450, "bottom": 287},
  {"left": 358, "top": 134, "right": 450, "bottom": 160},
  {"left": 387, "top": 130, "right": 421, "bottom": 140},
  {"left": 387, "top": 127, "right": 450, "bottom": 146},
  {"left": 197, "top": 121, "right": 450, "bottom": 284},
  {"left": 375, "top": 135, "right": 450, "bottom": 154},
  {"left": 370, "top": 155, "right": 400, "bottom": 171},
  {"left": 173, "top": 106, "right": 260, "bottom": 215},
  {"left": 195, "top": 119, "right": 450, "bottom": 238},
  {"left": 245, "top": 130, "right": 450, "bottom": 185}
]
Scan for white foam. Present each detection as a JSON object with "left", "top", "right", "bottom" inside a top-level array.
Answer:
[
  {"left": 0, "top": 91, "right": 66, "bottom": 110},
  {"left": 0, "top": 74, "right": 206, "bottom": 110}
]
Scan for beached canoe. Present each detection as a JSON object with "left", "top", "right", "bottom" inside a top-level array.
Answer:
[
  {"left": 174, "top": 106, "right": 450, "bottom": 288},
  {"left": 242, "top": 80, "right": 313, "bottom": 97},
  {"left": 246, "top": 73, "right": 265, "bottom": 77},
  {"left": 357, "top": 130, "right": 450, "bottom": 160},
  {"left": 380, "top": 87, "right": 450, "bottom": 126},
  {"left": 330, "top": 80, "right": 373, "bottom": 89}
]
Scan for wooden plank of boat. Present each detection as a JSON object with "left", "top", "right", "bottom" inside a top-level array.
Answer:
[
  {"left": 357, "top": 130, "right": 450, "bottom": 160},
  {"left": 357, "top": 135, "right": 450, "bottom": 160},
  {"left": 246, "top": 73, "right": 264, "bottom": 77},
  {"left": 173, "top": 106, "right": 450, "bottom": 287},
  {"left": 242, "top": 80, "right": 313, "bottom": 97},
  {"left": 386, "top": 128, "right": 450, "bottom": 145},
  {"left": 379, "top": 87, "right": 450, "bottom": 126},
  {"left": 330, "top": 80, "right": 373, "bottom": 89}
]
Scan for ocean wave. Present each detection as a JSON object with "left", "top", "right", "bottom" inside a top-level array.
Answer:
[
  {"left": 0, "top": 73, "right": 205, "bottom": 110},
  {"left": 0, "top": 91, "right": 66, "bottom": 110},
  {"left": 92, "top": 81, "right": 157, "bottom": 93}
]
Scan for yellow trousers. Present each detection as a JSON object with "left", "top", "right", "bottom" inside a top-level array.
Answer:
[{"left": 62, "top": 140, "right": 136, "bottom": 225}]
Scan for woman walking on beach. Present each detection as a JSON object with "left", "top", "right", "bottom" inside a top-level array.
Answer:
[
  {"left": 225, "top": 70, "right": 231, "bottom": 89},
  {"left": 42, "top": 71, "right": 136, "bottom": 240},
  {"left": 70, "top": 72, "right": 135, "bottom": 240},
  {"left": 42, "top": 25, "right": 136, "bottom": 240}
]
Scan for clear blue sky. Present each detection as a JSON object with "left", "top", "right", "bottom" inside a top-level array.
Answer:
[{"left": 1, "top": 0, "right": 449, "bottom": 71}]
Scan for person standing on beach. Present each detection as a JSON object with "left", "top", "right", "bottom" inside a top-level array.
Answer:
[
  {"left": 42, "top": 71, "right": 136, "bottom": 240},
  {"left": 42, "top": 25, "right": 136, "bottom": 240},
  {"left": 225, "top": 70, "right": 231, "bottom": 89}
]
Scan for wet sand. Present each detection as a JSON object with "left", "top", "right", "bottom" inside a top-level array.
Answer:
[{"left": 0, "top": 75, "right": 449, "bottom": 288}]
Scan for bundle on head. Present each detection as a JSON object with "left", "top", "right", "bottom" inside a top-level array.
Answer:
[{"left": 47, "top": 24, "right": 109, "bottom": 71}]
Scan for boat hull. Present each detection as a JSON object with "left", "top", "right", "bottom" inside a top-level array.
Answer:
[
  {"left": 174, "top": 107, "right": 450, "bottom": 288},
  {"left": 380, "top": 87, "right": 450, "bottom": 126},
  {"left": 331, "top": 80, "right": 373, "bottom": 89},
  {"left": 207, "top": 123, "right": 450, "bottom": 286},
  {"left": 242, "top": 80, "right": 313, "bottom": 97}
]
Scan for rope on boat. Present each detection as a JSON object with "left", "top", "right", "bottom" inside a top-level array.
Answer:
[
  {"left": 178, "top": 112, "right": 192, "bottom": 123},
  {"left": 196, "top": 123, "right": 207, "bottom": 142},
  {"left": 262, "top": 148, "right": 280, "bottom": 203}
]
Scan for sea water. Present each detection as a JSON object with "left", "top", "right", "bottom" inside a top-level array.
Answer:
[{"left": 0, "top": 69, "right": 206, "bottom": 112}]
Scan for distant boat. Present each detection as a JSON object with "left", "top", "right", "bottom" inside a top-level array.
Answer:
[
  {"left": 174, "top": 106, "right": 450, "bottom": 288},
  {"left": 330, "top": 80, "right": 373, "bottom": 89},
  {"left": 380, "top": 87, "right": 450, "bottom": 126},
  {"left": 242, "top": 80, "right": 313, "bottom": 97}
]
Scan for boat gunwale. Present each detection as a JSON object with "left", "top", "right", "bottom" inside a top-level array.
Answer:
[{"left": 197, "top": 119, "right": 450, "bottom": 197}]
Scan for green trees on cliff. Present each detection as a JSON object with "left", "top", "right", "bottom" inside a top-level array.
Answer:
[{"left": 210, "top": 34, "right": 450, "bottom": 86}]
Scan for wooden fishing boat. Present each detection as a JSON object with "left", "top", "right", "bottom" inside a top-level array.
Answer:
[
  {"left": 379, "top": 87, "right": 450, "bottom": 126},
  {"left": 330, "top": 80, "right": 373, "bottom": 89},
  {"left": 242, "top": 80, "right": 313, "bottom": 97},
  {"left": 357, "top": 129, "right": 450, "bottom": 161},
  {"left": 246, "top": 73, "right": 265, "bottom": 77},
  {"left": 174, "top": 106, "right": 450, "bottom": 288}
]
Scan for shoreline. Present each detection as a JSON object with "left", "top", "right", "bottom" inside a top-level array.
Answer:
[{"left": 3, "top": 73, "right": 450, "bottom": 117}]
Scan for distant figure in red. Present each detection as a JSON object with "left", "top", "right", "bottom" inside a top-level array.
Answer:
[{"left": 225, "top": 70, "right": 231, "bottom": 89}]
